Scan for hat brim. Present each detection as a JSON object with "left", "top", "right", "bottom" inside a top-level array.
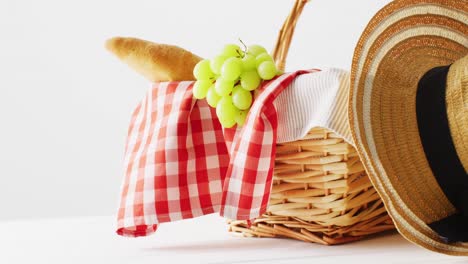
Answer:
[{"left": 349, "top": 0, "right": 468, "bottom": 255}]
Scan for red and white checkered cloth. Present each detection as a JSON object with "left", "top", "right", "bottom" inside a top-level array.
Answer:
[{"left": 117, "top": 70, "right": 318, "bottom": 237}]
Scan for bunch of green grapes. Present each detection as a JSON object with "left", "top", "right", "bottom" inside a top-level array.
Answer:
[{"left": 192, "top": 42, "right": 279, "bottom": 128}]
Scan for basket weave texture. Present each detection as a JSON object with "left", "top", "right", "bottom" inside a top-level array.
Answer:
[
  {"left": 229, "top": 128, "right": 394, "bottom": 244},
  {"left": 228, "top": 0, "right": 394, "bottom": 245}
]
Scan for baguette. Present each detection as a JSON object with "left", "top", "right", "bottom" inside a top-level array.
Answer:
[{"left": 105, "top": 37, "right": 202, "bottom": 82}]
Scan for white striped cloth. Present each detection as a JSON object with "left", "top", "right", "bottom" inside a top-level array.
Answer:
[{"left": 275, "top": 68, "right": 353, "bottom": 145}]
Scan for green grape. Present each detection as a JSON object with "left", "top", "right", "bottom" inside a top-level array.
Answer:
[
  {"left": 242, "top": 54, "right": 256, "bottom": 71},
  {"left": 248, "top": 45, "right": 267, "bottom": 57},
  {"left": 215, "top": 78, "right": 234, "bottom": 96},
  {"left": 257, "top": 61, "right": 277, "bottom": 80},
  {"left": 193, "top": 80, "right": 212, "bottom": 99},
  {"left": 235, "top": 110, "right": 247, "bottom": 127},
  {"left": 193, "top": 59, "right": 214, "bottom": 80},
  {"left": 221, "top": 44, "right": 243, "bottom": 58},
  {"left": 232, "top": 85, "right": 253, "bottom": 110},
  {"left": 221, "top": 57, "right": 243, "bottom": 81},
  {"left": 210, "top": 55, "right": 227, "bottom": 75},
  {"left": 255, "top": 53, "right": 274, "bottom": 68},
  {"left": 219, "top": 115, "right": 237, "bottom": 128},
  {"left": 206, "top": 85, "right": 221, "bottom": 107},
  {"left": 240, "top": 70, "right": 261, "bottom": 91},
  {"left": 216, "top": 96, "right": 237, "bottom": 128}
]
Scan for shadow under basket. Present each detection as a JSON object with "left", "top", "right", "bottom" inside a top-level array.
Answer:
[{"left": 228, "top": 127, "right": 394, "bottom": 245}]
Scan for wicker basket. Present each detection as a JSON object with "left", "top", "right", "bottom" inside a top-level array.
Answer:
[{"left": 228, "top": 0, "right": 394, "bottom": 245}]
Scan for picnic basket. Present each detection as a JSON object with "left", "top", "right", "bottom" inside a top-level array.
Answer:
[{"left": 228, "top": 0, "right": 395, "bottom": 245}]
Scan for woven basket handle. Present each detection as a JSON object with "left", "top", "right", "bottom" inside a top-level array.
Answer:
[{"left": 272, "top": 0, "right": 309, "bottom": 72}]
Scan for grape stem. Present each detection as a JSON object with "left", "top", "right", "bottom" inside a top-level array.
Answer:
[{"left": 238, "top": 38, "right": 248, "bottom": 58}]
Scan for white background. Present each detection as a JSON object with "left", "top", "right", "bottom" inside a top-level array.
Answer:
[{"left": 0, "top": 0, "right": 391, "bottom": 220}]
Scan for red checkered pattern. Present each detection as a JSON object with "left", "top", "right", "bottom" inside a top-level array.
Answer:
[{"left": 117, "top": 70, "right": 317, "bottom": 237}]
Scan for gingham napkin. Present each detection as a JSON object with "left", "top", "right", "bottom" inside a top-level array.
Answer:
[{"left": 117, "top": 68, "right": 351, "bottom": 237}]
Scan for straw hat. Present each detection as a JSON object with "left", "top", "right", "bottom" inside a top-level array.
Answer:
[{"left": 349, "top": 0, "right": 467, "bottom": 256}]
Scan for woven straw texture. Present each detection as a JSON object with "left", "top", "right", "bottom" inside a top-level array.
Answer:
[
  {"left": 229, "top": 127, "right": 394, "bottom": 244},
  {"left": 348, "top": 0, "right": 468, "bottom": 255},
  {"left": 228, "top": 0, "right": 394, "bottom": 245}
]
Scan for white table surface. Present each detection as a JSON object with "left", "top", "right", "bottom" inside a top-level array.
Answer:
[{"left": 0, "top": 214, "right": 465, "bottom": 264}]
